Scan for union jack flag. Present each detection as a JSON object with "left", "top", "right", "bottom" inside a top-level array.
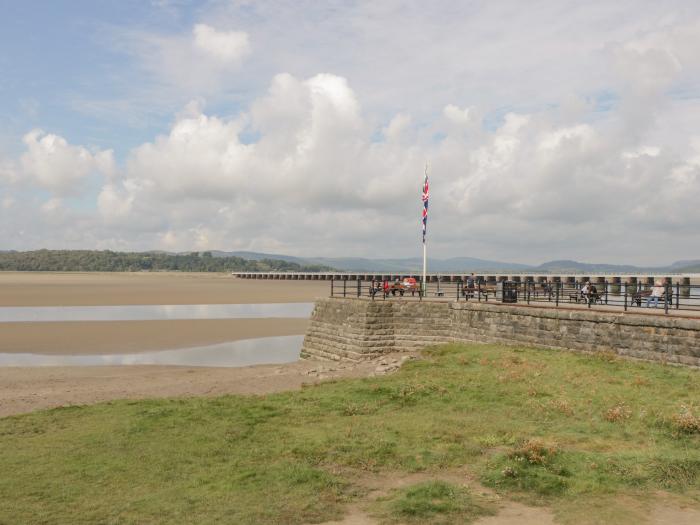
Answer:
[{"left": 422, "top": 166, "right": 429, "bottom": 244}]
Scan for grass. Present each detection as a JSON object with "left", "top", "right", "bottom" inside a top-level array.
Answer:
[
  {"left": 370, "top": 480, "right": 496, "bottom": 524},
  {"left": 1, "top": 343, "right": 699, "bottom": 524}
]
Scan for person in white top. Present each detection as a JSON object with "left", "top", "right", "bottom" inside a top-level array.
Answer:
[
  {"left": 646, "top": 280, "right": 665, "bottom": 308},
  {"left": 580, "top": 282, "right": 590, "bottom": 303}
]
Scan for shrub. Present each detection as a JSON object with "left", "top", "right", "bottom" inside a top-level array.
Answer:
[{"left": 669, "top": 405, "right": 700, "bottom": 435}]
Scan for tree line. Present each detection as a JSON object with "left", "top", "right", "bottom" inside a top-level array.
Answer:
[{"left": 0, "top": 250, "right": 333, "bottom": 273}]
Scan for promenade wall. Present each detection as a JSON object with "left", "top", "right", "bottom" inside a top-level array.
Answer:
[{"left": 301, "top": 298, "right": 700, "bottom": 366}]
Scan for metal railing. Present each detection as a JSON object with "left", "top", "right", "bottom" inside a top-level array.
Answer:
[{"left": 329, "top": 278, "right": 700, "bottom": 315}]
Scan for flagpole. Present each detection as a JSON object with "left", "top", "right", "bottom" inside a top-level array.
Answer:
[
  {"left": 422, "top": 238, "right": 427, "bottom": 295},
  {"left": 422, "top": 161, "right": 429, "bottom": 295}
]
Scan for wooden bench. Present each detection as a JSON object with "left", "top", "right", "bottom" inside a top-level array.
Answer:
[
  {"left": 630, "top": 289, "right": 672, "bottom": 307},
  {"left": 463, "top": 285, "right": 496, "bottom": 301},
  {"left": 564, "top": 288, "right": 604, "bottom": 305}
]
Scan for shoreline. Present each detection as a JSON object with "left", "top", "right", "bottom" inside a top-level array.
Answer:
[{"left": 0, "top": 353, "right": 414, "bottom": 418}]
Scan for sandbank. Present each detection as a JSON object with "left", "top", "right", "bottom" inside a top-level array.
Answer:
[{"left": 0, "top": 271, "right": 329, "bottom": 306}]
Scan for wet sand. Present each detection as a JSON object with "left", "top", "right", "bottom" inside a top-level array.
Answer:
[
  {"left": 0, "top": 358, "right": 399, "bottom": 418},
  {"left": 0, "top": 271, "right": 329, "bottom": 306},
  {"left": 0, "top": 318, "right": 308, "bottom": 354},
  {"left": 0, "top": 272, "right": 330, "bottom": 416}
]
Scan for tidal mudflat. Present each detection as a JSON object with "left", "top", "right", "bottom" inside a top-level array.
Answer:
[{"left": 0, "top": 272, "right": 329, "bottom": 415}]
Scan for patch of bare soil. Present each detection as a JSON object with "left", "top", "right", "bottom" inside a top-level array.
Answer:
[
  {"left": 315, "top": 472, "right": 700, "bottom": 524},
  {"left": 650, "top": 504, "right": 700, "bottom": 525},
  {"left": 316, "top": 469, "right": 555, "bottom": 525}
]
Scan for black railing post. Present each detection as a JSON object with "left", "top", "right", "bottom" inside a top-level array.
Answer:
[
  {"left": 664, "top": 283, "right": 669, "bottom": 314},
  {"left": 624, "top": 287, "right": 627, "bottom": 311},
  {"left": 331, "top": 279, "right": 334, "bottom": 297},
  {"left": 357, "top": 279, "right": 361, "bottom": 298},
  {"left": 555, "top": 282, "right": 559, "bottom": 307},
  {"left": 478, "top": 281, "right": 481, "bottom": 302},
  {"left": 676, "top": 282, "right": 680, "bottom": 310},
  {"left": 456, "top": 280, "right": 460, "bottom": 301},
  {"left": 604, "top": 280, "right": 608, "bottom": 305},
  {"left": 527, "top": 282, "right": 530, "bottom": 304},
  {"left": 343, "top": 279, "right": 346, "bottom": 298}
]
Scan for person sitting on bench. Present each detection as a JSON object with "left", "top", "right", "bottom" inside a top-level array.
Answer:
[
  {"left": 464, "top": 273, "right": 475, "bottom": 299},
  {"left": 588, "top": 284, "right": 599, "bottom": 304},
  {"left": 646, "top": 280, "right": 664, "bottom": 308},
  {"left": 580, "top": 282, "right": 590, "bottom": 303}
]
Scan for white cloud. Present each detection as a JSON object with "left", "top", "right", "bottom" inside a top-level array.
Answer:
[
  {"left": 443, "top": 105, "right": 472, "bottom": 126},
  {"left": 193, "top": 24, "right": 250, "bottom": 63},
  {"left": 19, "top": 130, "right": 114, "bottom": 196},
  {"left": 110, "top": 23, "right": 252, "bottom": 100},
  {"left": 4, "top": 3, "right": 700, "bottom": 264}
]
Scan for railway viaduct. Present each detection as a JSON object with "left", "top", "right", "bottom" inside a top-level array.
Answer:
[{"left": 232, "top": 271, "right": 695, "bottom": 288}]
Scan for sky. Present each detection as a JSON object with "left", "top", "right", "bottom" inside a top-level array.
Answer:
[{"left": 1, "top": 0, "right": 700, "bottom": 265}]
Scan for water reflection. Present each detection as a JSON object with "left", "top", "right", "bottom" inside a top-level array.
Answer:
[
  {"left": 0, "top": 303, "right": 314, "bottom": 323},
  {"left": 0, "top": 335, "right": 304, "bottom": 367}
]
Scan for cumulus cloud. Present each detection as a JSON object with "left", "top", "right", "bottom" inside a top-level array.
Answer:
[
  {"left": 79, "top": 64, "right": 696, "bottom": 261},
  {"left": 4, "top": 3, "right": 700, "bottom": 264},
  {"left": 19, "top": 130, "right": 114, "bottom": 196}
]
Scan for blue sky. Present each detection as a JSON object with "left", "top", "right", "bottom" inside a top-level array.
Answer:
[
  {"left": 1, "top": 1, "right": 195, "bottom": 155},
  {"left": 1, "top": 1, "right": 700, "bottom": 264}
]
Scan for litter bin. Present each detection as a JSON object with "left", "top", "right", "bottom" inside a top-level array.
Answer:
[{"left": 502, "top": 281, "right": 518, "bottom": 303}]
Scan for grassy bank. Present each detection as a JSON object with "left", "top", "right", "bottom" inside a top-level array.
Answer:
[{"left": 1, "top": 343, "right": 699, "bottom": 524}]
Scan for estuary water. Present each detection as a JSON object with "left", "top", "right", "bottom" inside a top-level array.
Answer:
[
  {"left": 0, "top": 335, "right": 305, "bottom": 367},
  {"left": 0, "top": 303, "right": 314, "bottom": 323}
]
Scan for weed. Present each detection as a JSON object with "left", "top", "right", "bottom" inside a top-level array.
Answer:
[
  {"left": 548, "top": 399, "right": 574, "bottom": 417},
  {"left": 481, "top": 439, "right": 570, "bottom": 497},
  {"left": 595, "top": 351, "right": 619, "bottom": 363},
  {"left": 650, "top": 458, "right": 700, "bottom": 488},
  {"left": 631, "top": 376, "right": 651, "bottom": 387},
  {"left": 341, "top": 402, "right": 378, "bottom": 416},
  {"left": 510, "top": 438, "right": 559, "bottom": 466},
  {"left": 669, "top": 405, "right": 700, "bottom": 435},
  {"left": 604, "top": 403, "right": 632, "bottom": 423}
]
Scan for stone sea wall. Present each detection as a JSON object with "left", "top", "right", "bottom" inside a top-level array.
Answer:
[{"left": 300, "top": 298, "right": 700, "bottom": 366}]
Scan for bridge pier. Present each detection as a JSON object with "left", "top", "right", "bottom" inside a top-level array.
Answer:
[{"left": 682, "top": 277, "right": 691, "bottom": 298}]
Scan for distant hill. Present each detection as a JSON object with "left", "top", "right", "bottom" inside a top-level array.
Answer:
[
  {"left": 214, "top": 252, "right": 532, "bottom": 272},
  {"left": 668, "top": 260, "right": 700, "bottom": 273},
  {"left": 218, "top": 251, "right": 700, "bottom": 274},
  {"left": 3, "top": 249, "right": 698, "bottom": 274},
  {"left": 533, "top": 260, "right": 644, "bottom": 273},
  {"left": 0, "top": 250, "right": 333, "bottom": 273},
  {"left": 214, "top": 251, "right": 308, "bottom": 264},
  {"left": 304, "top": 256, "right": 531, "bottom": 273}
]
